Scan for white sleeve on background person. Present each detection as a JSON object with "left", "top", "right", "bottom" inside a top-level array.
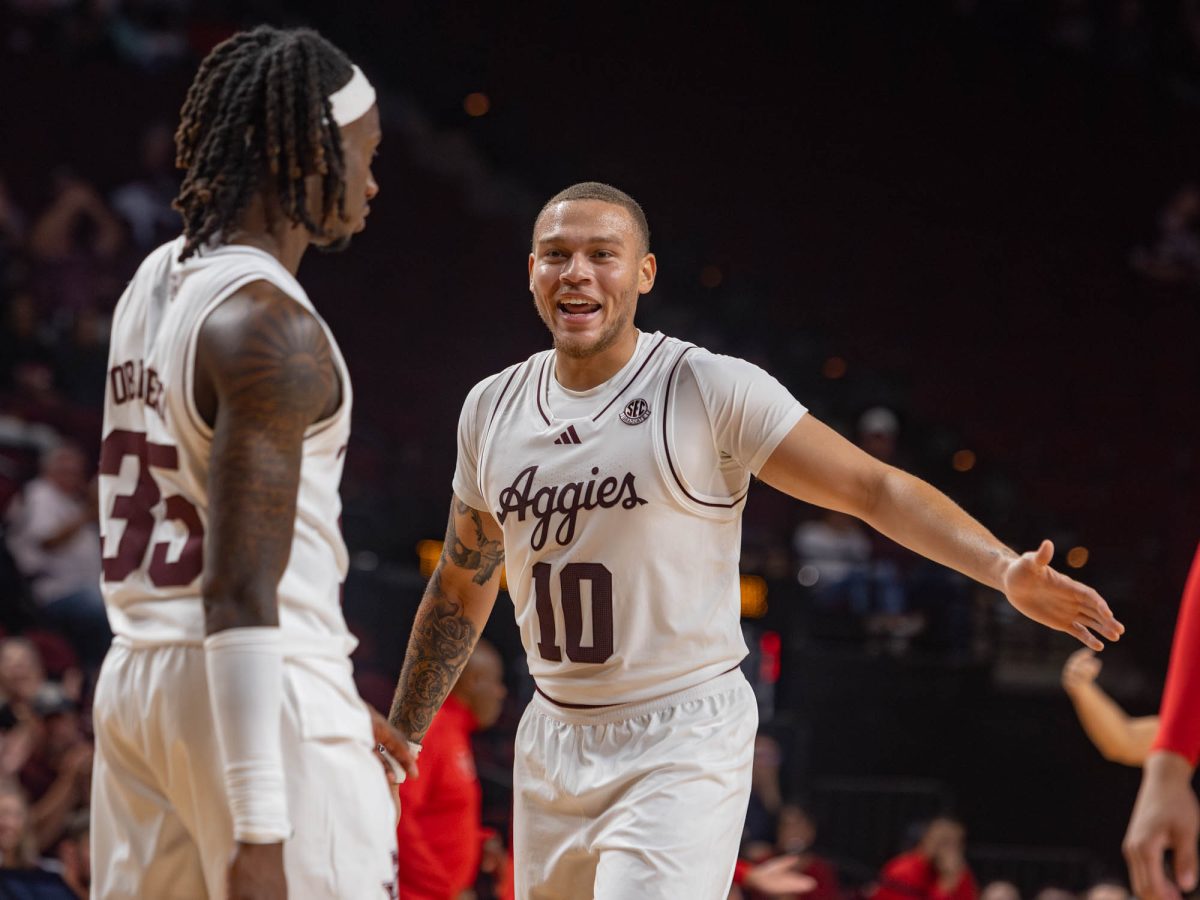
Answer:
[
  {"left": 670, "top": 350, "right": 807, "bottom": 498},
  {"left": 451, "top": 371, "right": 506, "bottom": 513}
]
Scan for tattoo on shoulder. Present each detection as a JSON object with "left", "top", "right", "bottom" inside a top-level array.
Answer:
[
  {"left": 446, "top": 501, "right": 505, "bottom": 586},
  {"left": 389, "top": 570, "right": 478, "bottom": 739},
  {"left": 220, "top": 288, "right": 338, "bottom": 422}
]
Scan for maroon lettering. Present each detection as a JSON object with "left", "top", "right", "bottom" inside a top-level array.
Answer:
[
  {"left": 533, "top": 563, "right": 561, "bottom": 662},
  {"left": 533, "top": 562, "right": 614, "bottom": 664},
  {"left": 495, "top": 465, "right": 647, "bottom": 550},
  {"left": 99, "top": 430, "right": 204, "bottom": 586},
  {"left": 109, "top": 367, "right": 128, "bottom": 404}
]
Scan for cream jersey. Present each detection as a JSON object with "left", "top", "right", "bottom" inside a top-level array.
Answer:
[
  {"left": 454, "top": 331, "right": 806, "bottom": 705},
  {"left": 99, "top": 236, "right": 356, "bottom": 656}
]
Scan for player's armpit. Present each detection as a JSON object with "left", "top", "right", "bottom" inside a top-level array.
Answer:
[
  {"left": 388, "top": 494, "right": 502, "bottom": 742},
  {"left": 197, "top": 283, "right": 340, "bottom": 633}
]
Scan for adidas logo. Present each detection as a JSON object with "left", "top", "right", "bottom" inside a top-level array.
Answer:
[{"left": 553, "top": 425, "right": 583, "bottom": 445}]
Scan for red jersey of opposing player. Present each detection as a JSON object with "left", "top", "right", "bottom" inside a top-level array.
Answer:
[{"left": 1153, "top": 542, "right": 1200, "bottom": 763}]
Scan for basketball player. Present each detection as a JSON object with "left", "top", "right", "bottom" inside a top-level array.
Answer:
[
  {"left": 388, "top": 182, "right": 1125, "bottom": 899},
  {"left": 93, "top": 27, "right": 413, "bottom": 900},
  {"left": 1124, "top": 541, "right": 1200, "bottom": 900}
]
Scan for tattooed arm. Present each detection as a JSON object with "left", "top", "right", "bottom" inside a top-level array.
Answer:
[
  {"left": 389, "top": 495, "right": 505, "bottom": 742},
  {"left": 192, "top": 281, "right": 341, "bottom": 896},
  {"left": 195, "top": 280, "right": 340, "bottom": 633}
]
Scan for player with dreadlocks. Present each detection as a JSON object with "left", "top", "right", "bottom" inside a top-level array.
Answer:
[{"left": 92, "top": 25, "right": 413, "bottom": 900}]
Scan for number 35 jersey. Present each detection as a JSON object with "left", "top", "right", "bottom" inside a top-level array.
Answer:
[
  {"left": 454, "top": 331, "right": 807, "bottom": 706},
  {"left": 99, "top": 237, "right": 356, "bottom": 654}
]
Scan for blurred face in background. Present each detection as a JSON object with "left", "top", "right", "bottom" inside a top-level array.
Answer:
[
  {"left": 777, "top": 804, "right": 817, "bottom": 854},
  {"left": 43, "top": 445, "right": 87, "bottom": 496},
  {"left": 0, "top": 642, "right": 43, "bottom": 705},
  {"left": 452, "top": 641, "right": 507, "bottom": 730},
  {"left": 0, "top": 793, "right": 27, "bottom": 861}
]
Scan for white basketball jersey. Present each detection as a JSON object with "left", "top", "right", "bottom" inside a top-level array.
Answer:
[
  {"left": 99, "top": 237, "right": 356, "bottom": 655},
  {"left": 454, "top": 332, "right": 806, "bottom": 705}
]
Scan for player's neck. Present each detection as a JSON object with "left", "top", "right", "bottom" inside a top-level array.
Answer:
[
  {"left": 553, "top": 330, "right": 639, "bottom": 392},
  {"left": 225, "top": 197, "right": 309, "bottom": 275}
]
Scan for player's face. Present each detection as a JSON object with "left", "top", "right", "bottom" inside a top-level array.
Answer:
[
  {"left": 313, "top": 104, "right": 381, "bottom": 253},
  {"left": 529, "top": 200, "right": 656, "bottom": 359}
]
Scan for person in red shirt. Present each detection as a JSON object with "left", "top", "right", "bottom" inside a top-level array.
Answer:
[
  {"left": 1124, "top": 542, "right": 1200, "bottom": 900},
  {"left": 872, "top": 817, "right": 977, "bottom": 900},
  {"left": 396, "top": 639, "right": 507, "bottom": 899}
]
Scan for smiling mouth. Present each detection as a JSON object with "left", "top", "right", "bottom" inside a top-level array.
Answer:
[{"left": 557, "top": 299, "right": 601, "bottom": 316}]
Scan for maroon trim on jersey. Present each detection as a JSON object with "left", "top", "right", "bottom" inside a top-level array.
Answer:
[
  {"left": 483, "top": 362, "right": 523, "bottom": 440},
  {"left": 591, "top": 333, "right": 670, "bottom": 422},
  {"left": 662, "top": 347, "right": 750, "bottom": 509},
  {"left": 535, "top": 356, "right": 552, "bottom": 425}
]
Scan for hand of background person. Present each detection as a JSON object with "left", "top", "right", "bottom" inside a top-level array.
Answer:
[
  {"left": 228, "top": 842, "right": 286, "bottom": 900},
  {"left": 1124, "top": 751, "right": 1199, "bottom": 900},
  {"left": 742, "top": 855, "right": 817, "bottom": 897},
  {"left": 1062, "top": 648, "right": 1102, "bottom": 693},
  {"left": 1002, "top": 540, "right": 1124, "bottom": 651}
]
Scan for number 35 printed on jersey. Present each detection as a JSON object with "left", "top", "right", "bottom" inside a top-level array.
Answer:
[{"left": 99, "top": 430, "right": 204, "bottom": 586}]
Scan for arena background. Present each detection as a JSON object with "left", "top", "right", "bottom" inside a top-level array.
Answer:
[{"left": 2, "top": 0, "right": 1198, "bottom": 892}]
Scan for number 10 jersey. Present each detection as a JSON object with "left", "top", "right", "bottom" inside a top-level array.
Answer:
[
  {"left": 98, "top": 237, "right": 357, "bottom": 655},
  {"left": 454, "top": 331, "right": 806, "bottom": 706}
]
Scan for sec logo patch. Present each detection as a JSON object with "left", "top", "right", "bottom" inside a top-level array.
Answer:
[{"left": 620, "top": 398, "right": 651, "bottom": 425}]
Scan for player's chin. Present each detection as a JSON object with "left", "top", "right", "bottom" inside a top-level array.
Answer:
[{"left": 315, "top": 233, "right": 354, "bottom": 255}]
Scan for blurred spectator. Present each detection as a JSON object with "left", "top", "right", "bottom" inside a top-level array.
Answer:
[
  {"left": 110, "top": 122, "right": 180, "bottom": 250},
  {"left": 20, "top": 683, "right": 90, "bottom": 852},
  {"left": 733, "top": 855, "right": 818, "bottom": 900},
  {"left": 28, "top": 170, "right": 125, "bottom": 318},
  {"left": 0, "top": 638, "right": 49, "bottom": 723},
  {"left": 0, "top": 175, "right": 27, "bottom": 280},
  {"left": 1032, "top": 888, "right": 1076, "bottom": 900},
  {"left": 396, "top": 639, "right": 508, "bottom": 899},
  {"left": 795, "top": 510, "right": 890, "bottom": 614},
  {"left": 858, "top": 407, "right": 900, "bottom": 465},
  {"left": 760, "top": 804, "right": 841, "bottom": 900},
  {"left": 5, "top": 445, "right": 111, "bottom": 668},
  {"left": 873, "top": 817, "right": 978, "bottom": 900},
  {"left": 107, "top": 0, "right": 190, "bottom": 71},
  {"left": 1061, "top": 649, "right": 1156, "bottom": 767},
  {"left": 0, "top": 779, "right": 39, "bottom": 868},
  {"left": 52, "top": 307, "right": 108, "bottom": 411},
  {"left": 50, "top": 810, "right": 88, "bottom": 899},
  {"left": 1082, "top": 882, "right": 1128, "bottom": 900},
  {"left": 743, "top": 733, "right": 785, "bottom": 852},
  {"left": 980, "top": 881, "right": 1021, "bottom": 900},
  {"left": 1130, "top": 184, "right": 1200, "bottom": 286},
  {"left": 0, "top": 292, "right": 55, "bottom": 394}
]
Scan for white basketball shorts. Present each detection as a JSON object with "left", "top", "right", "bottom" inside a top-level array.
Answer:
[
  {"left": 90, "top": 639, "right": 398, "bottom": 899},
  {"left": 513, "top": 667, "right": 757, "bottom": 899}
]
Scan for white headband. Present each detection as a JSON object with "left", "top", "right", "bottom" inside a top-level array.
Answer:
[{"left": 329, "top": 64, "right": 376, "bottom": 126}]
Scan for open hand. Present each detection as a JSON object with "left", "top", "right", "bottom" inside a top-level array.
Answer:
[{"left": 1003, "top": 540, "right": 1123, "bottom": 650}]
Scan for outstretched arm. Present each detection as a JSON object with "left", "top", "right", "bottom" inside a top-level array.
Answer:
[
  {"left": 389, "top": 495, "right": 504, "bottom": 742},
  {"left": 757, "top": 415, "right": 1123, "bottom": 649},
  {"left": 1062, "top": 649, "right": 1157, "bottom": 767}
]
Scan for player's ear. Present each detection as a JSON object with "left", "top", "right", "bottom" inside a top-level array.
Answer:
[
  {"left": 638, "top": 253, "right": 657, "bottom": 295},
  {"left": 528, "top": 252, "right": 535, "bottom": 291}
]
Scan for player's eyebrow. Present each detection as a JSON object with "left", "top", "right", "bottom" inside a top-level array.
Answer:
[{"left": 537, "top": 233, "right": 626, "bottom": 247}]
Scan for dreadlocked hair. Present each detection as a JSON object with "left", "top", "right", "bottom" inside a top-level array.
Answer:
[{"left": 173, "top": 26, "right": 354, "bottom": 261}]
